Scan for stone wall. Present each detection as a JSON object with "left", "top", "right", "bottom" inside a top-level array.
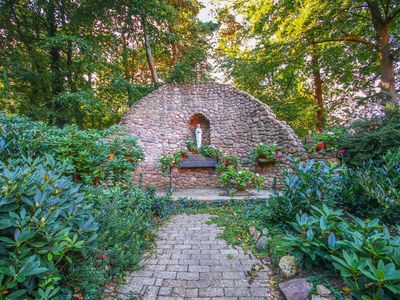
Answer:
[{"left": 121, "top": 83, "right": 307, "bottom": 189}]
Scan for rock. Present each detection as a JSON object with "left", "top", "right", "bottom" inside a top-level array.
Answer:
[
  {"left": 255, "top": 235, "right": 268, "bottom": 250},
  {"left": 262, "top": 228, "right": 269, "bottom": 236},
  {"left": 279, "top": 255, "right": 298, "bottom": 278},
  {"left": 249, "top": 225, "right": 261, "bottom": 241},
  {"left": 317, "top": 284, "right": 332, "bottom": 297},
  {"left": 279, "top": 278, "right": 312, "bottom": 300}
]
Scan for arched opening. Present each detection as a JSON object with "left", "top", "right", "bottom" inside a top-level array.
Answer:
[{"left": 188, "top": 113, "right": 211, "bottom": 145}]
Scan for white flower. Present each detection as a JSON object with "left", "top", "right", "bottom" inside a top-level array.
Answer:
[{"left": 328, "top": 132, "right": 334, "bottom": 135}]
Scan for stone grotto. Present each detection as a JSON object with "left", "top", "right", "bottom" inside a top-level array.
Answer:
[{"left": 121, "top": 83, "right": 307, "bottom": 190}]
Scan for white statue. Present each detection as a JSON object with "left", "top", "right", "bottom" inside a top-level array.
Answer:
[{"left": 195, "top": 124, "right": 202, "bottom": 149}]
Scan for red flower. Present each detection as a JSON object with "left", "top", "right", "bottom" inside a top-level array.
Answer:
[{"left": 258, "top": 154, "right": 266, "bottom": 159}]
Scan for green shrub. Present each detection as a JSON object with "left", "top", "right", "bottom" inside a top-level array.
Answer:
[
  {"left": 0, "top": 156, "right": 97, "bottom": 299},
  {"left": 286, "top": 204, "right": 400, "bottom": 299},
  {"left": 0, "top": 114, "right": 144, "bottom": 186},
  {"left": 336, "top": 149, "right": 400, "bottom": 224},
  {"left": 265, "top": 159, "right": 343, "bottom": 224},
  {"left": 338, "top": 107, "right": 400, "bottom": 166},
  {"left": 65, "top": 185, "right": 174, "bottom": 298}
]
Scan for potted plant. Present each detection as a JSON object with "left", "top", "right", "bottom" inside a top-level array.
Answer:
[
  {"left": 200, "top": 144, "right": 222, "bottom": 158},
  {"left": 216, "top": 155, "right": 240, "bottom": 173},
  {"left": 304, "top": 129, "right": 343, "bottom": 153},
  {"left": 186, "top": 139, "right": 197, "bottom": 153},
  {"left": 219, "top": 166, "right": 265, "bottom": 192},
  {"left": 252, "top": 143, "right": 279, "bottom": 165},
  {"left": 159, "top": 152, "right": 182, "bottom": 175}
]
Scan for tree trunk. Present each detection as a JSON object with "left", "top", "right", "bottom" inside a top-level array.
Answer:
[
  {"left": 311, "top": 45, "right": 325, "bottom": 130},
  {"left": 367, "top": 1, "right": 397, "bottom": 103},
  {"left": 47, "top": 0, "right": 63, "bottom": 96},
  {"left": 376, "top": 25, "right": 397, "bottom": 103},
  {"left": 142, "top": 16, "right": 159, "bottom": 84}
]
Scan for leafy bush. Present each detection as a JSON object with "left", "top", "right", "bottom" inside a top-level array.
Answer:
[
  {"left": 0, "top": 156, "right": 97, "bottom": 299},
  {"left": 65, "top": 185, "right": 174, "bottom": 298},
  {"left": 0, "top": 114, "right": 144, "bottom": 185},
  {"left": 336, "top": 149, "right": 400, "bottom": 224},
  {"left": 266, "top": 155, "right": 400, "bottom": 226},
  {"left": 219, "top": 166, "right": 265, "bottom": 192},
  {"left": 337, "top": 107, "right": 400, "bottom": 166},
  {"left": 286, "top": 204, "right": 400, "bottom": 299},
  {"left": 265, "top": 159, "right": 343, "bottom": 224}
]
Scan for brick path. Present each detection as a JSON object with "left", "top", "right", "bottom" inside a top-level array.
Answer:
[{"left": 118, "top": 214, "right": 272, "bottom": 299}]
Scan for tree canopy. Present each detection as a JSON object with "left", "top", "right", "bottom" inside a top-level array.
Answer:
[
  {"left": 0, "top": 0, "right": 216, "bottom": 128},
  {"left": 216, "top": 0, "right": 399, "bottom": 134}
]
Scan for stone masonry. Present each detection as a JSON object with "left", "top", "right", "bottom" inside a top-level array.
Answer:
[
  {"left": 118, "top": 214, "right": 274, "bottom": 299},
  {"left": 121, "top": 83, "right": 306, "bottom": 189}
]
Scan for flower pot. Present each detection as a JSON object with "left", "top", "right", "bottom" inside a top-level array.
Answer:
[
  {"left": 257, "top": 157, "right": 275, "bottom": 164},
  {"left": 316, "top": 141, "right": 327, "bottom": 152},
  {"left": 236, "top": 183, "right": 253, "bottom": 191}
]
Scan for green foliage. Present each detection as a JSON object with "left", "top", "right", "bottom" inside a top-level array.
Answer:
[
  {"left": 0, "top": 156, "right": 97, "bottom": 299},
  {"left": 216, "top": 155, "right": 241, "bottom": 173},
  {"left": 0, "top": 113, "right": 144, "bottom": 185},
  {"left": 0, "top": 0, "right": 215, "bottom": 128},
  {"left": 338, "top": 108, "right": 400, "bottom": 166},
  {"left": 159, "top": 152, "right": 183, "bottom": 175},
  {"left": 65, "top": 185, "right": 174, "bottom": 298},
  {"left": 200, "top": 144, "right": 222, "bottom": 158},
  {"left": 251, "top": 143, "right": 279, "bottom": 164},
  {"left": 219, "top": 166, "right": 265, "bottom": 192},
  {"left": 265, "top": 160, "right": 344, "bottom": 224},
  {"left": 286, "top": 204, "right": 400, "bottom": 299},
  {"left": 159, "top": 144, "right": 222, "bottom": 175},
  {"left": 336, "top": 150, "right": 400, "bottom": 224}
]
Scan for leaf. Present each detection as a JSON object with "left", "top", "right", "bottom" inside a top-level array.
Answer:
[
  {"left": 306, "top": 228, "right": 314, "bottom": 241},
  {"left": 328, "top": 232, "right": 336, "bottom": 249},
  {"left": 6, "top": 289, "right": 27, "bottom": 299},
  {"left": 320, "top": 216, "right": 327, "bottom": 231}
]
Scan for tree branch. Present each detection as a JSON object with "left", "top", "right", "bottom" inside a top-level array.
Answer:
[{"left": 311, "top": 35, "right": 377, "bottom": 47}]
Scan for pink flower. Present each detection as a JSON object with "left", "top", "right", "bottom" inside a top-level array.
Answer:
[
  {"left": 320, "top": 129, "right": 325, "bottom": 132},
  {"left": 275, "top": 153, "right": 282, "bottom": 159},
  {"left": 338, "top": 149, "right": 346, "bottom": 154}
]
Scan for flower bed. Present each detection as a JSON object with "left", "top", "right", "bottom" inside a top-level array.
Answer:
[{"left": 159, "top": 141, "right": 222, "bottom": 175}]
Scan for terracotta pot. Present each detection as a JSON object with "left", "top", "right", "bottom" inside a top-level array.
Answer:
[{"left": 316, "top": 141, "right": 327, "bottom": 152}]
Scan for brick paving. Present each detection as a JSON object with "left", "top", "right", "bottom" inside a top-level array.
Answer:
[{"left": 118, "top": 214, "right": 273, "bottom": 299}]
